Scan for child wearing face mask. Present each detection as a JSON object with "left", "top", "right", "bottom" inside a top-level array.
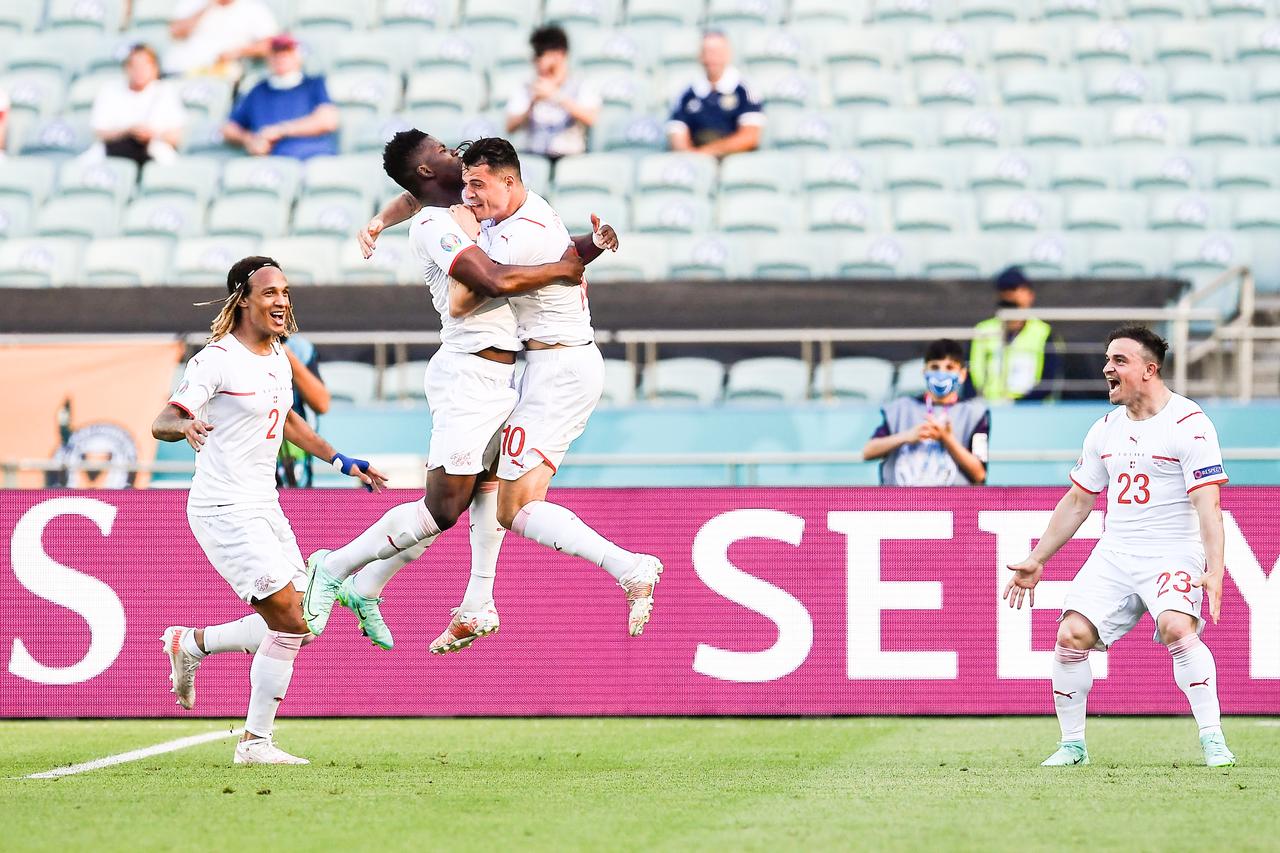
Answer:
[{"left": 862, "top": 338, "right": 991, "bottom": 486}]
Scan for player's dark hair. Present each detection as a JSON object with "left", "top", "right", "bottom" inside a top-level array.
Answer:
[
  {"left": 126, "top": 42, "right": 159, "bottom": 67},
  {"left": 382, "top": 128, "right": 429, "bottom": 192},
  {"left": 459, "top": 137, "right": 522, "bottom": 180},
  {"left": 530, "top": 24, "right": 569, "bottom": 57},
  {"left": 208, "top": 256, "right": 293, "bottom": 342},
  {"left": 1107, "top": 324, "right": 1168, "bottom": 371},
  {"left": 924, "top": 338, "right": 966, "bottom": 366}
]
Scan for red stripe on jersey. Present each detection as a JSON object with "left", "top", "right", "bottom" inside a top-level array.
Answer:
[
  {"left": 447, "top": 243, "right": 481, "bottom": 276},
  {"left": 168, "top": 400, "right": 195, "bottom": 418},
  {"left": 217, "top": 391, "right": 254, "bottom": 397},
  {"left": 1100, "top": 453, "right": 1112, "bottom": 459},
  {"left": 516, "top": 217, "right": 545, "bottom": 228},
  {"left": 531, "top": 448, "right": 557, "bottom": 474},
  {"left": 208, "top": 344, "right": 227, "bottom": 351},
  {"left": 1187, "top": 478, "right": 1227, "bottom": 494},
  {"left": 1152, "top": 455, "right": 1179, "bottom": 462},
  {"left": 1176, "top": 411, "right": 1204, "bottom": 424},
  {"left": 1069, "top": 475, "right": 1100, "bottom": 495}
]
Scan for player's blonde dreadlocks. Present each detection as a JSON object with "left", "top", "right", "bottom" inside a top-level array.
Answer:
[{"left": 199, "top": 256, "right": 297, "bottom": 343}]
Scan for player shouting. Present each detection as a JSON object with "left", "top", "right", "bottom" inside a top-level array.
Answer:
[
  {"left": 1004, "top": 325, "right": 1235, "bottom": 768},
  {"left": 154, "top": 256, "right": 388, "bottom": 765}
]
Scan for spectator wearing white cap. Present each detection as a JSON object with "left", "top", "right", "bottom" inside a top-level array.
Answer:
[
  {"left": 85, "top": 44, "right": 185, "bottom": 166},
  {"left": 165, "top": 0, "right": 279, "bottom": 79},
  {"left": 222, "top": 34, "right": 338, "bottom": 160}
]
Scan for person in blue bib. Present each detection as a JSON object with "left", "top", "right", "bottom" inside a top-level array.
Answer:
[
  {"left": 863, "top": 339, "right": 991, "bottom": 486},
  {"left": 222, "top": 33, "right": 338, "bottom": 160}
]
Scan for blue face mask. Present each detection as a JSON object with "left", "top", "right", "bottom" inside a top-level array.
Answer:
[{"left": 925, "top": 370, "right": 962, "bottom": 399}]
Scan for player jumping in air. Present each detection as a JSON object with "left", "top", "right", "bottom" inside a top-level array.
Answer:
[
  {"left": 1004, "top": 325, "right": 1235, "bottom": 768},
  {"left": 154, "top": 257, "right": 388, "bottom": 765}
]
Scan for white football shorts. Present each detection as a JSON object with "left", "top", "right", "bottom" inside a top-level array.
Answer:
[
  {"left": 1061, "top": 545, "right": 1206, "bottom": 649},
  {"left": 188, "top": 502, "right": 308, "bottom": 604},
  {"left": 425, "top": 349, "right": 519, "bottom": 475},
  {"left": 497, "top": 344, "right": 604, "bottom": 480}
]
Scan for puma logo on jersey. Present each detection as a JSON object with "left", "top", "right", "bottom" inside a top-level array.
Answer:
[
  {"left": 1053, "top": 690, "right": 1077, "bottom": 699},
  {"left": 1193, "top": 434, "right": 1207, "bottom": 441},
  {"left": 1128, "top": 436, "right": 1138, "bottom": 444},
  {"left": 1190, "top": 677, "right": 1211, "bottom": 688}
]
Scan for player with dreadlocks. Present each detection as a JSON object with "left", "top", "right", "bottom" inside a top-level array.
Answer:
[{"left": 152, "top": 256, "right": 389, "bottom": 765}]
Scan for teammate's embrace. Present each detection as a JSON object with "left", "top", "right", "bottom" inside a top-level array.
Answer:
[
  {"left": 1005, "top": 325, "right": 1235, "bottom": 768},
  {"left": 153, "top": 256, "right": 387, "bottom": 765}
]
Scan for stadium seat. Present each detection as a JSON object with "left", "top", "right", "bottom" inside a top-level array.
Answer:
[
  {"left": 546, "top": 0, "right": 624, "bottom": 28},
  {"left": 1022, "top": 109, "right": 1104, "bottom": 147},
  {"left": 1070, "top": 25, "right": 1147, "bottom": 67},
  {"left": 894, "top": 358, "right": 926, "bottom": 396},
  {"left": 810, "top": 356, "right": 895, "bottom": 402},
  {"left": 1122, "top": 0, "right": 1195, "bottom": 19},
  {"left": 66, "top": 71, "right": 119, "bottom": 117},
  {"left": 1206, "top": 0, "right": 1273, "bottom": 18},
  {"left": 1086, "top": 232, "right": 1173, "bottom": 277},
  {"left": 719, "top": 151, "right": 800, "bottom": 196},
  {"left": 1126, "top": 150, "right": 1212, "bottom": 190},
  {"left": 0, "top": 237, "right": 86, "bottom": 286},
  {"left": 718, "top": 191, "right": 801, "bottom": 234},
  {"left": 740, "top": 29, "right": 811, "bottom": 74},
  {"left": 57, "top": 157, "right": 138, "bottom": 208},
  {"left": 259, "top": 237, "right": 343, "bottom": 285},
  {"left": 584, "top": 233, "right": 668, "bottom": 281},
  {"left": 411, "top": 31, "right": 483, "bottom": 73},
  {"left": 664, "top": 234, "right": 749, "bottom": 279},
  {"left": 766, "top": 110, "right": 850, "bottom": 151},
  {"left": 1041, "top": 0, "right": 1105, "bottom": 18},
  {"left": 1213, "top": 150, "right": 1280, "bottom": 190},
  {"left": 405, "top": 70, "right": 486, "bottom": 114},
  {"left": 1148, "top": 192, "right": 1229, "bottom": 231},
  {"left": 1252, "top": 66, "right": 1280, "bottom": 103},
  {"left": 801, "top": 151, "right": 881, "bottom": 192},
  {"left": 82, "top": 237, "right": 172, "bottom": 286},
  {"left": 4, "top": 33, "right": 99, "bottom": 79},
  {"left": 327, "top": 69, "right": 402, "bottom": 124},
  {"left": 790, "top": 0, "right": 867, "bottom": 26},
  {"left": 1234, "top": 22, "right": 1280, "bottom": 65},
  {"left": 920, "top": 234, "right": 1000, "bottom": 277},
  {"left": 380, "top": 0, "right": 457, "bottom": 32},
  {"left": 916, "top": 69, "right": 992, "bottom": 108},
  {"left": 599, "top": 358, "right": 637, "bottom": 407},
  {"left": 625, "top": 0, "right": 702, "bottom": 29},
  {"left": 707, "top": 0, "right": 784, "bottom": 26},
  {"left": 635, "top": 152, "right": 718, "bottom": 197},
  {"left": 553, "top": 153, "right": 636, "bottom": 198},
  {"left": 20, "top": 116, "right": 93, "bottom": 158},
  {"left": 292, "top": 196, "right": 373, "bottom": 238},
  {"left": 553, "top": 193, "right": 630, "bottom": 235},
  {"left": 725, "top": 357, "right": 811, "bottom": 403},
  {"left": 632, "top": 195, "right": 712, "bottom": 235},
  {"left": 939, "top": 109, "right": 1019, "bottom": 148},
  {"left": 138, "top": 157, "right": 222, "bottom": 205},
  {"left": 0, "top": 195, "right": 33, "bottom": 239},
  {"left": 806, "top": 191, "right": 887, "bottom": 232},
  {"left": 835, "top": 234, "right": 921, "bottom": 277},
  {"left": 1172, "top": 232, "right": 1252, "bottom": 280},
  {"left": 884, "top": 151, "right": 961, "bottom": 192},
  {"left": 0, "top": 157, "right": 58, "bottom": 206},
  {"left": 332, "top": 30, "right": 416, "bottom": 76},
  {"left": 1169, "top": 67, "right": 1248, "bottom": 105},
  {"left": 490, "top": 31, "right": 534, "bottom": 76},
  {"left": 584, "top": 70, "right": 649, "bottom": 116},
  {"left": 639, "top": 357, "right": 726, "bottom": 404},
  {"left": 596, "top": 114, "right": 667, "bottom": 154},
  {"left": 869, "top": 0, "right": 940, "bottom": 24},
  {"left": 207, "top": 196, "right": 291, "bottom": 240},
  {"left": 1049, "top": 151, "right": 1120, "bottom": 190},
  {"left": 656, "top": 29, "right": 702, "bottom": 81},
  {"left": 302, "top": 154, "right": 380, "bottom": 203},
  {"left": 322, "top": 361, "right": 380, "bottom": 404},
  {"left": 752, "top": 69, "right": 823, "bottom": 111},
  {"left": 123, "top": 196, "right": 208, "bottom": 239},
  {"left": 1064, "top": 192, "right": 1148, "bottom": 231},
  {"left": 1084, "top": 67, "right": 1163, "bottom": 106},
  {"left": 893, "top": 192, "right": 975, "bottom": 232},
  {"left": 748, "top": 235, "right": 837, "bottom": 279},
  {"left": 999, "top": 69, "right": 1083, "bottom": 107},
  {"left": 338, "top": 233, "right": 416, "bottom": 284},
  {"left": 381, "top": 359, "right": 430, "bottom": 401},
  {"left": 171, "top": 237, "right": 260, "bottom": 285},
  {"left": 999, "top": 232, "right": 1087, "bottom": 278},
  {"left": 905, "top": 28, "right": 980, "bottom": 69},
  {"left": 953, "top": 0, "right": 1022, "bottom": 21},
  {"left": 293, "top": 0, "right": 371, "bottom": 36},
  {"left": 977, "top": 192, "right": 1064, "bottom": 232},
  {"left": 831, "top": 69, "right": 905, "bottom": 108},
  {"left": 1232, "top": 192, "right": 1280, "bottom": 230},
  {"left": 1154, "top": 23, "right": 1224, "bottom": 66},
  {"left": 0, "top": 2, "right": 41, "bottom": 36},
  {"left": 965, "top": 151, "right": 1046, "bottom": 192},
  {"left": 1191, "top": 106, "right": 1269, "bottom": 146},
  {"left": 36, "top": 196, "right": 119, "bottom": 239},
  {"left": 459, "top": 0, "right": 539, "bottom": 33},
  {"left": 221, "top": 157, "right": 303, "bottom": 203},
  {"left": 180, "top": 117, "right": 241, "bottom": 159},
  {"left": 176, "top": 77, "right": 234, "bottom": 122},
  {"left": 1108, "top": 106, "right": 1190, "bottom": 147},
  {"left": 856, "top": 110, "right": 937, "bottom": 149},
  {"left": 817, "top": 27, "right": 900, "bottom": 71},
  {"left": 989, "top": 26, "right": 1059, "bottom": 69}
]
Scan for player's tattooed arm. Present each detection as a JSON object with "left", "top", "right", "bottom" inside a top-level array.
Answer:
[
  {"left": 1189, "top": 484, "right": 1226, "bottom": 624},
  {"left": 151, "top": 404, "right": 213, "bottom": 452},
  {"left": 282, "top": 410, "right": 389, "bottom": 492},
  {"left": 1003, "top": 484, "right": 1096, "bottom": 608},
  {"left": 357, "top": 191, "right": 421, "bottom": 259}
]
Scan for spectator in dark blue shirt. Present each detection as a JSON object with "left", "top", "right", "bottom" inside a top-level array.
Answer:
[
  {"left": 666, "top": 31, "right": 764, "bottom": 158},
  {"left": 222, "top": 33, "right": 338, "bottom": 160}
]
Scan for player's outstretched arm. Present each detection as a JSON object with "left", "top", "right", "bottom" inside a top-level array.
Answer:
[
  {"left": 447, "top": 245, "right": 586, "bottom": 317},
  {"left": 282, "top": 410, "right": 388, "bottom": 492},
  {"left": 1189, "top": 484, "right": 1226, "bottom": 624},
  {"left": 357, "top": 191, "right": 421, "bottom": 259},
  {"left": 152, "top": 404, "right": 213, "bottom": 452},
  {"left": 569, "top": 214, "right": 619, "bottom": 265},
  {"left": 1003, "top": 483, "right": 1096, "bottom": 608}
]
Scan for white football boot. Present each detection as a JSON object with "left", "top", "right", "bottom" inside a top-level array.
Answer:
[
  {"left": 233, "top": 737, "right": 310, "bottom": 765},
  {"left": 161, "top": 626, "right": 200, "bottom": 710},
  {"left": 429, "top": 603, "right": 500, "bottom": 654},
  {"left": 621, "top": 555, "right": 664, "bottom": 637}
]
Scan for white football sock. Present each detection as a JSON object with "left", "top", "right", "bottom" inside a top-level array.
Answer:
[
  {"left": 179, "top": 627, "right": 206, "bottom": 660},
  {"left": 201, "top": 614, "right": 268, "bottom": 655},
  {"left": 1169, "top": 634, "right": 1222, "bottom": 735},
  {"left": 460, "top": 483, "right": 504, "bottom": 611},
  {"left": 325, "top": 499, "right": 441, "bottom": 579},
  {"left": 1052, "top": 644, "right": 1093, "bottom": 743},
  {"left": 512, "top": 500, "right": 640, "bottom": 582},
  {"left": 352, "top": 538, "right": 430, "bottom": 600},
  {"left": 245, "top": 630, "right": 305, "bottom": 739}
]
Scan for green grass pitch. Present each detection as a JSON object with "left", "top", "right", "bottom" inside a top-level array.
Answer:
[{"left": 1, "top": 717, "right": 1276, "bottom": 851}]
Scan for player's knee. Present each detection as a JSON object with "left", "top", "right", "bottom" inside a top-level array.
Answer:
[
  {"left": 1158, "top": 614, "right": 1197, "bottom": 645},
  {"left": 496, "top": 504, "right": 518, "bottom": 531},
  {"left": 1056, "top": 615, "right": 1096, "bottom": 650},
  {"left": 424, "top": 495, "right": 464, "bottom": 531}
]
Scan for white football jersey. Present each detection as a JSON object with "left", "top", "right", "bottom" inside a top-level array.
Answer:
[
  {"left": 477, "top": 190, "right": 593, "bottom": 346},
  {"left": 408, "top": 206, "right": 521, "bottom": 354},
  {"left": 169, "top": 333, "right": 294, "bottom": 514},
  {"left": 1070, "top": 393, "right": 1228, "bottom": 553}
]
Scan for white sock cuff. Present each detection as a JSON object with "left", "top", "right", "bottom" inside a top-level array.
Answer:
[
  {"left": 179, "top": 628, "right": 206, "bottom": 659},
  {"left": 1168, "top": 634, "right": 1203, "bottom": 658},
  {"left": 1054, "top": 644, "right": 1091, "bottom": 664},
  {"left": 511, "top": 500, "right": 547, "bottom": 537},
  {"left": 257, "top": 630, "right": 305, "bottom": 662}
]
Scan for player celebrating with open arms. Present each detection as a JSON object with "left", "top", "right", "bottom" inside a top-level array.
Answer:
[
  {"left": 153, "top": 256, "right": 388, "bottom": 765},
  {"left": 1004, "top": 325, "right": 1235, "bottom": 768}
]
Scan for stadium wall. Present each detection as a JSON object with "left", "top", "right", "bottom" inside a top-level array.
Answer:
[{"left": 3, "top": 488, "right": 1277, "bottom": 718}]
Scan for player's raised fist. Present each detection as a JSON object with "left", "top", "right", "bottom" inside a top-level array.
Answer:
[
  {"left": 357, "top": 217, "right": 384, "bottom": 259},
  {"left": 182, "top": 419, "right": 214, "bottom": 452},
  {"left": 1003, "top": 557, "right": 1044, "bottom": 609},
  {"left": 1192, "top": 569, "right": 1223, "bottom": 624},
  {"left": 590, "top": 214, "right": 619, "bottom": 252}
]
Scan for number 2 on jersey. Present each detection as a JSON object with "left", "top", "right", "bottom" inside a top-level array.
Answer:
[
  {"left": 265, "top": 408, "right": 280, "bottom": 439},
  {"left": 1116, "top": 472, "right": 1150, "bottom": 504}
]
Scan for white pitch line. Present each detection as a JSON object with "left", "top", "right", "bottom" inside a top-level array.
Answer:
[{"left": 25, "top": 727, "right": 244, "bottom": 779}]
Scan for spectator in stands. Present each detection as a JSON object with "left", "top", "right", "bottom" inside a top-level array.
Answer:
[
  {"left": 222, "top": 34, "right": 338, "bottom": 161},
  {"left": 165, "top": 0, "right": 279, "bottom": 79},
  {"left": 862, "top": 338, "right": 990, "bottom": 486},
  {"left": 666, "top": 31, "right": 764, "bottom": 157},
  {"left": 0, "top": 87, "right": 8, "bottom": 158},
  {"left": 970, "top": 266, "right": 1064, "bottom": 403},
  {"left": 84, "top": 44, "right": 184, "bottom": 167},
  {"left": 504, "top": 25, "right": 600, "bottom": 161},
  {"left": 276, "top": 335, "right": 331, "bottom": 488}
]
